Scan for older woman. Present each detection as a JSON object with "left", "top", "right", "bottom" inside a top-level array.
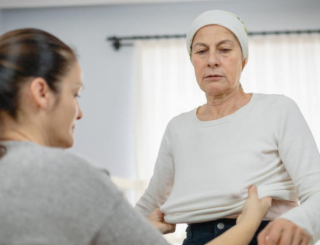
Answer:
[
  {"left": 0, "top": 28, "right": 271, "bottom": 245},
  {"left": 135, "top": 10, "right": 320, "bottom": 245}
]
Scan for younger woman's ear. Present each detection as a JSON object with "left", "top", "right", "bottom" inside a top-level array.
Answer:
[
  {"left": 242, "top": 58, "right": 247, "bottom": 70},
  {"left": 29, "top": 77, "right": 53, "bottom": 109}
]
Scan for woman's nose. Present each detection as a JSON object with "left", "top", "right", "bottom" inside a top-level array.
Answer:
[
  {"left": 77, "top": 102, "right": 83, "bottom": 120},
  {"left": 207, "top": 51, "right": 220, "bottom": 67}
]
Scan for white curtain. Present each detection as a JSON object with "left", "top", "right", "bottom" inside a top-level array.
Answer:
[
  {"left": 133, "top": 39, "right": 206, "bottom": 181},
  {"left": 133, "top": 34, "right": 320, "bottom": 181}
]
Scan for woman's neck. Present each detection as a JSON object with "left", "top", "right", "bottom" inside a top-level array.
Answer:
[
  {"left": 0, "top": 129, "right": 36, "bottom": 142},
  {"left": 0, "top": 114, "right": 45, "bottom": 145},
  {"left": 197, "top": 90, "right": 252, "bottom": 121}
]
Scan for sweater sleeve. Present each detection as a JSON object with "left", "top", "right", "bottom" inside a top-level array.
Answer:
[
  {"left": 277, "top": 97, "right": 320, "bottom": 244},
  {"left": 135, "top": 121, "right": 175, "bottom": 217}
]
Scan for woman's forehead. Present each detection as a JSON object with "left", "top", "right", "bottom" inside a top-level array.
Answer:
[
  {"left": 192, "top": 25, "right": 240, "bottom": 50},
  {"left": 193, "top": 25, "right": 236, "bottom": 42}
]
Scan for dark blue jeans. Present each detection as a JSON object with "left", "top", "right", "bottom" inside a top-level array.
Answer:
[{"left": 182, "top": 219, "right": 270, "bottom": 245}]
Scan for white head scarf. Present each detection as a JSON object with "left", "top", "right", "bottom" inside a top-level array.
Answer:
[{"left": 186, "top": 10, "right": 248, "bottom": 61}]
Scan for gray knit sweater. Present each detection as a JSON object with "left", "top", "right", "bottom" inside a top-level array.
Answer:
[{"left": 0, "top": 141, "right": 169, "bottom": 245}]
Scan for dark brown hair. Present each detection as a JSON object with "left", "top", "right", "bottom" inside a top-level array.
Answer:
[{"left": 0, "top": 28, "right": 77, "bottom": 157}]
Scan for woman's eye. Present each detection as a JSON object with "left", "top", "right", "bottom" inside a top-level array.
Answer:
[
  {"left": 221, "top": 48, "right": 231, "bottom": 53},
  {"left": 196, "top": 50, "right": 206, "bottom": 54}
]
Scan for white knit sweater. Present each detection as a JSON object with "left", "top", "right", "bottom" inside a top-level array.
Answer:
[{"left": 135, "top": 93, "right": 320, "bottom": 244}]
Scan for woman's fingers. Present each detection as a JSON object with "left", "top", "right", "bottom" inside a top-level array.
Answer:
[
  {"left": 291, "top": 229, "right": 304, "bottom": 245},
  {"left": 248, "top": 185, "right": 258, "bottom": 198},
  {"left": 260, "top": 197, "right": 272, "bottom": 214},
  {"left": 278, "top": 226, "right": 294, "bottom": 245},
  {"left": 257, "top": 219, "right": 310, "bottom": 245},
  {"left": 257, "top": 224, "right": 269, "bottom": 245},
  {"left": 301, "top": 234, "right": 311, "bottom": 245},
  {"left": 264, "top": 222, "right": 283, "bottom": 245},
  {"left": 248, "top": 185, "right": 271, "bottom": 216},
  {"left": 292, "top": 228, "right": 310, "bottom": 245}
]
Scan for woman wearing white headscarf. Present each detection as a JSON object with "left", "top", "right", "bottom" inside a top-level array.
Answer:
[{"left": 136, "top": 10, "right": 320, "bottom": 245}]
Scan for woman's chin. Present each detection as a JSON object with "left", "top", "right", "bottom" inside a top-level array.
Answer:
[
  {"left": 204, "top": 85, "right": 238, "bottom": 97},
  {"left": 205, "top": 88, "right": 226, "bottom": 97},
  {"left": 64, "top": 139, "right": 74, "bottom": 148},
  {"left": 54, "top": 137, "right": 74, "bottom": 149}
]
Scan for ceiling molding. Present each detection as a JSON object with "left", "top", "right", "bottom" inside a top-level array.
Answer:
[{"left": 0, "top": 0, "right": 219, "bottom": 9}]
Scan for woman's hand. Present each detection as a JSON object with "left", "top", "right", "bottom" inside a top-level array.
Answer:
[
  {"left": 147, "top": 208, "right": 176, "bottom": 234},
  {"left": 236, "top": 185, "right": 272, "bottom": 230},
  {"left": 257, "top": 218, "right": 310, "bottom": 245},
  {"left": 206, "top": 185, "right": 271, "bottom": 245}
]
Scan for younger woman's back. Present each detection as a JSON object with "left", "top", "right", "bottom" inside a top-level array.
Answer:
[{"left": 0, "top": 141, "right": 167, "bottom": 245}]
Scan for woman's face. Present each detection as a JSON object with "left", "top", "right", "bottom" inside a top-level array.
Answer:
[
  {"left": 191, "top": 25, "right": 246, "bottom": 97},
  {"left": 47, "top": 61, "right": 83, "bottom": 148}
]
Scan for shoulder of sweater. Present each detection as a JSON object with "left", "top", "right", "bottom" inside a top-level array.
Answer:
[
  {"left": 7, "top": 142, "right": 110, "bottom": 183},
  {"left": 254, "top": 93, "right": 293, "bottom": 103},
  {"left": 167, "top": 108, "right": 196, "bottom": 126},
  {"left": 24, "top": 142, "right": 93, "bottom": 167},
  {"left": 253, "top": 93, "right": 298, "bottom": 111},
  {"left": 2, "top": 142, "right": 123, "bottom": 212}
]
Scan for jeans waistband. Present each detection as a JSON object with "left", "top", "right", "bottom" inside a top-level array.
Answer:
[{"left": 188, "top": 218, "right": 270, "bottom": 231}]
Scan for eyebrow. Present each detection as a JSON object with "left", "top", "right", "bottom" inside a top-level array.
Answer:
[
  {"left": 217, "top": 39, "right": 234, "bottom": 46},
  {"left": 193, "top": 39, "right": 234, "bottom": 49}
]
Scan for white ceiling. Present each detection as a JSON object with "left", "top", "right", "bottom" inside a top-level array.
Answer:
[{"left": 0, "top": 0, "right": 220, "bottom": 9}]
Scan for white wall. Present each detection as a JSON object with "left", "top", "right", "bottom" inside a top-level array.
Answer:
[
  {"left": 0, "top": 10, "right": 2, "bottom": 32},
  {"left": 1, "top": 0, "right": 320, "bottom": 178}
]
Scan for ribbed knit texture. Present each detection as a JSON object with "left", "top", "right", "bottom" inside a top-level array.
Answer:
[
  {"left": 136, "top": 93, "right": 320, "bottom": 244},
  {"left": 0, "top": 141, "right": 169, "bottom": 245}
]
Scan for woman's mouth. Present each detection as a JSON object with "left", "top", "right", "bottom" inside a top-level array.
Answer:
[{"left": 204, "top": 74, "right": 223, "bottom": 81}]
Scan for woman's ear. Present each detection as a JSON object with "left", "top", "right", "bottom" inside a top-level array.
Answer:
[
  {"left": 29, "top": 77, "right": 53, "bottom": 109},
  {"left": 242, "top": 58, "right": 247, "bottom": 70}
]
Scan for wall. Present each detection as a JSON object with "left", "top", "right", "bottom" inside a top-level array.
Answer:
[
  {"left": 0, "top": 10, "right": 2, "bottom": 33},
  {"left": 1, "top": 0, "right": 320, "bottom": 178}
]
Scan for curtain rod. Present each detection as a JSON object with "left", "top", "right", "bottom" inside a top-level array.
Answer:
[{"left": 107, "top": 29, "right": 320, "bottom": 51}]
